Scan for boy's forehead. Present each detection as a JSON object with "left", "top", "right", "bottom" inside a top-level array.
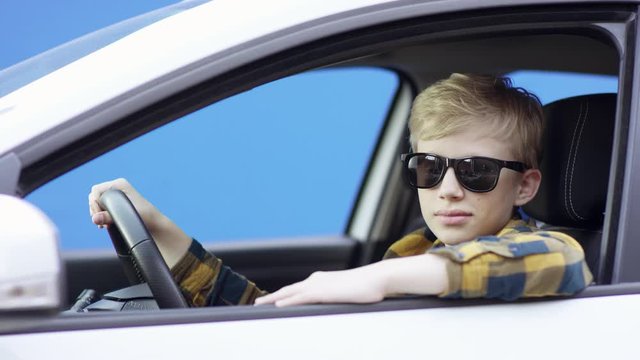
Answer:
[{"left": 416, "top": 130, "right": 516, "bottom": 159}]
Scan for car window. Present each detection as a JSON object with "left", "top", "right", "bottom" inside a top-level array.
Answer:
[
  {"left": 508, "top": 70, "right": 618, "bottom": 104},
  {"left": 27, "top": 67, "right": 399, "bottom": 250}
]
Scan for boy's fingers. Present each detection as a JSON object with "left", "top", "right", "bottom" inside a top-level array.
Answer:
[
  {"left": 254, "top": 291, "right": 284, "bottom": 305},
  {"left": 92, "top": 211, "right": 113, "bottom": 226},
  {"left": 253, "top": 297, "right": 271, "bottom": 305},
  {"left": 255, "top": 284, "right": 300, "bottom": 305},
  {"left": 88, "top": 181, "right": 118, "bottom": 216},
  {"left": 88, "top": 179, "right": 136, "bottom": 230},
  {"left": 275, "top": 294, "right": 311, "bottom": 307},
  {"left": 89, "top": 197, "right": 102, "bottom": 217}
]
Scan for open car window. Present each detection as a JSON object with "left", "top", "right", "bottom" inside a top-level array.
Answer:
[{"left": 27, "top": 67, "right": 399, "bottom": 250}]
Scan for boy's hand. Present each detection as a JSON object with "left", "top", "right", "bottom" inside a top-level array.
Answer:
[
  {"left": 254, "top": 253, "right": 448, "bottom": 307},
  {"left": 88, "top": 178, "right": 192, "bottom": 268},
  {"left": 89, "top": 178, "right": 159, "bottom": 230},
  {"left": 254, "top": 266, "right": 387, "bottom": 307}
]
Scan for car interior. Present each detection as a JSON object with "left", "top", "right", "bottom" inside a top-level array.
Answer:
[{"left": 16, "top": 6, "right": 630, "bottom": 330}]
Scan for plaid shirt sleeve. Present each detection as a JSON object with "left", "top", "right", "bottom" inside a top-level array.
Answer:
[
  {"left": 385, "top": 220, "right": 593, "bottom": 300},
  {"left": 170, "top": 239, "right": 267, "bottom": 307},
  {"left": 429, "top": 224, "right": 593, "bottom": 300},
  {"left": 383, "top": 227, "right": 437, "bottom": 259}
]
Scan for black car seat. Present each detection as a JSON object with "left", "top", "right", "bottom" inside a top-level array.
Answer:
[{"left": 523, "top": 93, "right": 616, "bottom": 283}]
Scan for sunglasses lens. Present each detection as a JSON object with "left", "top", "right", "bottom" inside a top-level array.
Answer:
[
  {"left": 456, "top": 158, "right": 500, "bottom": 191},
  {"left": 406, "top": 154, "right": 443, "bottom": 188}
]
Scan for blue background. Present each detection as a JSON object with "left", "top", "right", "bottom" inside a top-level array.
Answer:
[
  {"left": 2, "top": 2, "right": 618, "bottom": 250},
  {"left": 0, "top": 1, "right": 177, "bottom": 69}
]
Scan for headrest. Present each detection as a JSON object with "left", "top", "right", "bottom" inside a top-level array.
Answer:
[{"left": 523, "top": 93, "right": 616, "bottom": 229}]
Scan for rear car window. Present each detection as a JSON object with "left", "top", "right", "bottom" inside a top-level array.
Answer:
[{"left": 508, "top": 70, "right": 618, "bottom": 104}]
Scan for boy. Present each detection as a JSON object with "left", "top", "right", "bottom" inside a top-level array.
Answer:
[{"left": 89, "top": 73, "right": 592, "bottom": 307}]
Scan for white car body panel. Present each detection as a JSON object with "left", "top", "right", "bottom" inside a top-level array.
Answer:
[
  {"left": 1, "top": 294, "right": 638, "bottom": 359},
  {"left": 0, "top": 0, "right": 607, "bottom": 163},
  {"left": 0, "top": 0, "right": 393, "bottom": 159},
  {"left": 0, "top": 1, "right": 638, "bottom": 358}
]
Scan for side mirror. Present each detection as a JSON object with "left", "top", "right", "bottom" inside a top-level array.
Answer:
[{"left": 0, "top": 195, "right": 63, "bottom": 313}]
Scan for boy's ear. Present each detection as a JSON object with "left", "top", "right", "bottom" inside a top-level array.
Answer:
[{"left": 514, "top": 169, "right": 542, "bottom": 206}]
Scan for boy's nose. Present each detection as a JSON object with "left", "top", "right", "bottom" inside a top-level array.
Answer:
[{"left": 438, "top": 167, "right": 464, "bottom": 199}]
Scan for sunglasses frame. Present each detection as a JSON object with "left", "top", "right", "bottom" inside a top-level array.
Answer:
[{"left": 400, "top": 152, "right": 528, "bottom": 193}]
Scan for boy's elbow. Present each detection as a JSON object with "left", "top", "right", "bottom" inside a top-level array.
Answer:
[
  {"left": 544, "top": 234, "right": 594, "bottom": 295},
  {"left": 525, "top": 251, "right": 593, "bottom": 298},
  {"left": 556, "top": 258, "right": 593, "bottom": 295}
]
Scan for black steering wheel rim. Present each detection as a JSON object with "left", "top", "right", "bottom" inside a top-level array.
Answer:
[{"left": 99, "top": 189, "right": 187, "bottom": 309}]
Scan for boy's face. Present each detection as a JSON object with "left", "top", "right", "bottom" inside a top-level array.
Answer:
[{"left": 416, "top": 124, "right": 540, "bottom": 245}]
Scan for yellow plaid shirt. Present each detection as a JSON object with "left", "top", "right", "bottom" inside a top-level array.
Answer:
[
  {"left": 384, "top": 218, "right": 593, "bottom": 299},
  {"left": 171, "top": 217, "right": 593, "bottom": 306}
]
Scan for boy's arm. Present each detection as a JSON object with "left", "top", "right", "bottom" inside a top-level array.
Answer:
[
  {"left": 171, "top": 239, "right": 267, "bottom": 306},
  {"left": 254, "top": 253, "right": 448, "bottom": 307},
  {"left": 255, "top": 230, "right": 592, "bottom": 306},
  {"left": 429, "top": 231, "right": 593, "bottom": 300},
  {"left": 88, "top": 178, "right": 265, "bottom": 306}
]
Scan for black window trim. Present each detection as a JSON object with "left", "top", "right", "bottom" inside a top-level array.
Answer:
[
  {"left": 610, "top": 5, "right": 640, "bottom": 283},
  {"left": 3, "top": 282, "right": 640, "bottom": 336}
]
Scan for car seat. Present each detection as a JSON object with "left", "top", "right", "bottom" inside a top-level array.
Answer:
[{"left": 523, "top": 93, "right": 616, "bottom": 283}]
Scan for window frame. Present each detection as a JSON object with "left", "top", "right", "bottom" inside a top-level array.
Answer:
[
  {"left": 610, "top": 4, "right": 640, "bottom": 283},
  {"left": 19, "top": 5, "right": 634, "bottom": 274}
]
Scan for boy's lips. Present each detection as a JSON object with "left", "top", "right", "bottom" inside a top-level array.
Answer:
[{"left": 434, "top": 209, "right": 472, "bottom": 226}]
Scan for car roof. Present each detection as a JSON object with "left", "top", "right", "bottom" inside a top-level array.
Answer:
[{"left": 0, "top": 0, "right": 630, "bottom": 170}]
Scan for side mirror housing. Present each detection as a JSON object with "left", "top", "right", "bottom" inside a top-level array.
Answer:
[{"left": 0, "top": 195, "right": 63, "bottom": 313}]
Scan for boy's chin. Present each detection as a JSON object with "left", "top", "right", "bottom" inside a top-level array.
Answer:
[
  {"left": 439, "top": 237, "right": 471, "bottom": 246},
  {"left": 433, "top": 228, "right": 477, "bottom": 246}
]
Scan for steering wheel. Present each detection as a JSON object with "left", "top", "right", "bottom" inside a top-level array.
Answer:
[{"left": 99, "top": 189, "right": 187, "bottom": 309}]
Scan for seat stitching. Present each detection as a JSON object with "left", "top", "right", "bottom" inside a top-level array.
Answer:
[
  {"left": 564, "top": 102, "right": 584, "bottom": 222},
  {"left": 568, "top": 101, "right": 588, "bottom": 221}
]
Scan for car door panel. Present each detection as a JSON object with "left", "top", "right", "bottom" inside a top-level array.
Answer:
[{"left": 64, "top": 236, "right": 359, "bottom": 306}]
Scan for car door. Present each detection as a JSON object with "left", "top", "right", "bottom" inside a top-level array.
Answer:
[{"left": 2, "top": 1, "right": 640, "bottom": 359}]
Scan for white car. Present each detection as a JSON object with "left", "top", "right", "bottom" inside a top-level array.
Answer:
[{"left": 1, "top": 0, "right": 639, "bottom": 358}]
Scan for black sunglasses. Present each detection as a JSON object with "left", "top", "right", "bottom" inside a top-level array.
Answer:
[{"left": 400, "top": 153, "right": 528, "bottom": 193}]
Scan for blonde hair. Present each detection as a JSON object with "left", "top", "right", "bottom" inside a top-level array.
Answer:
[{"left": 409, "top": 73, "right": 544, "bottom": 168}]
